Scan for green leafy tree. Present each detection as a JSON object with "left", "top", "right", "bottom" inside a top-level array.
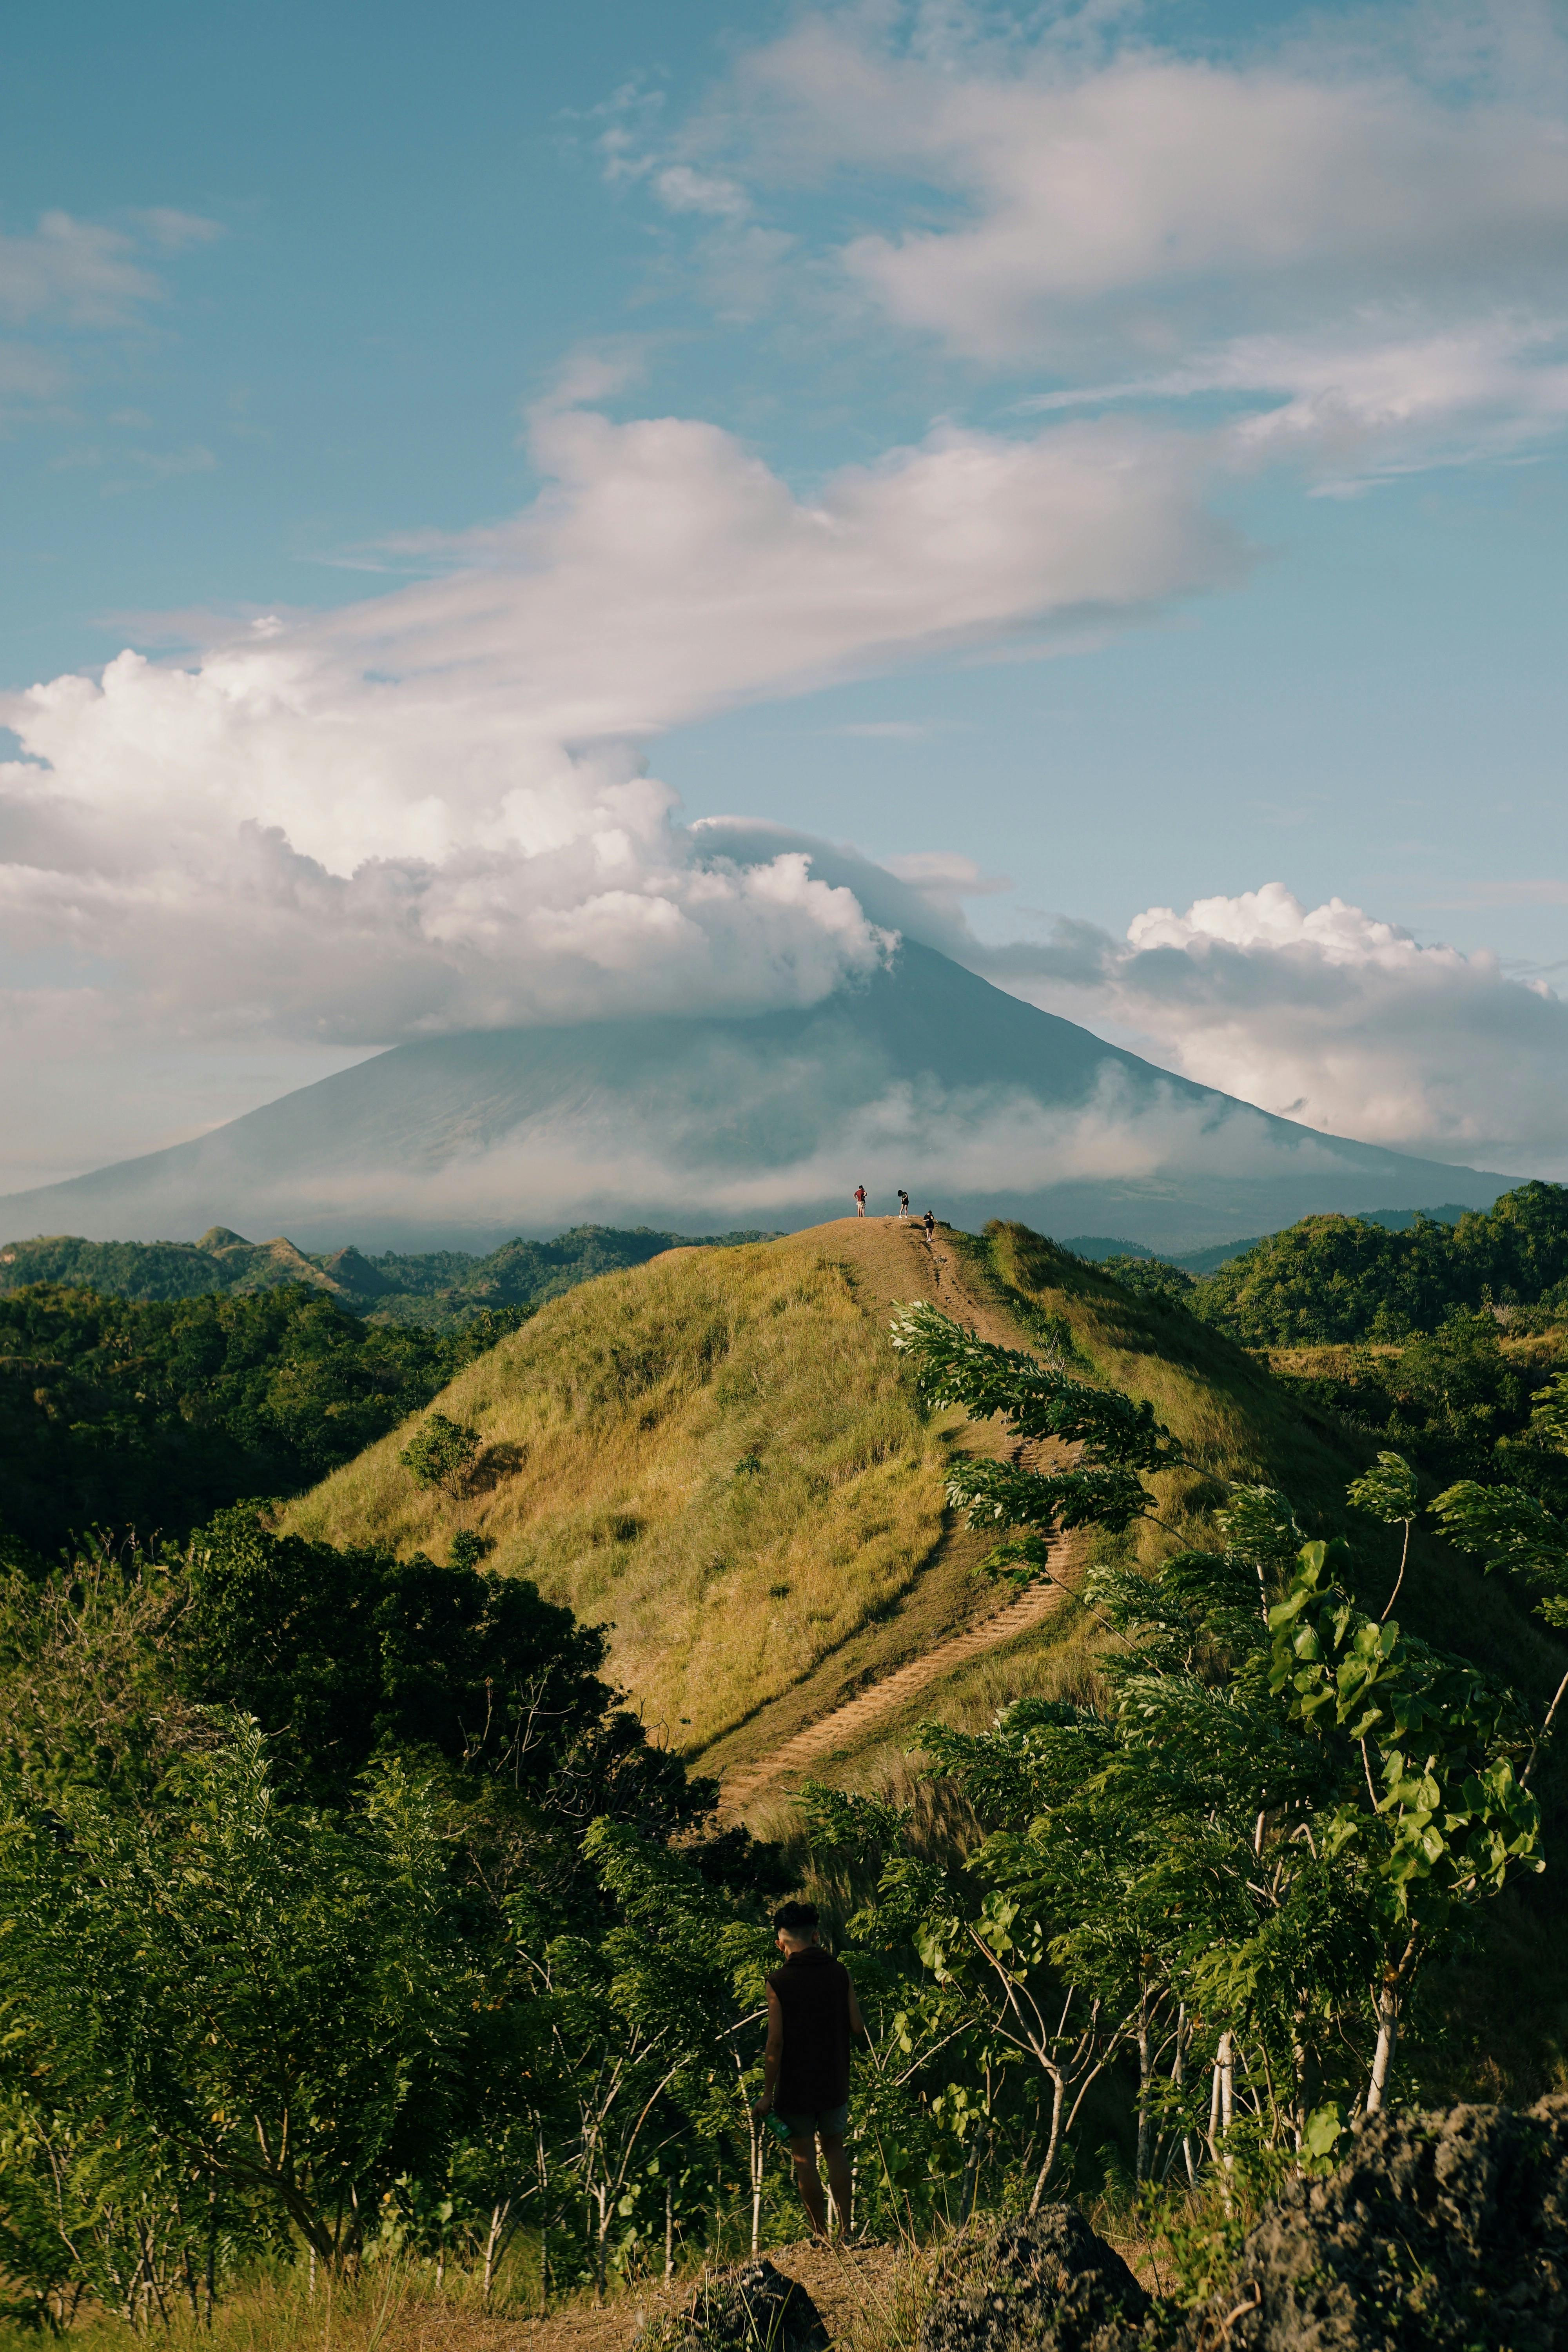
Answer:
[
  {"left": 1433, "top": 1367, "right": 1568, "bottom": 1761},
  {"left": 891, "top": 1305, "right": 1546, "bottom": 2167},
  {"left": 0, "top": 1282, "right": 518, "bottom": 1556},
  {"left": 400, "top": 1412, "right": 483, "bottom": 1498},
  {"left": 1347, "top": 1450, "right": 1420, "bottom": 1618},
  {"left": 0, "top": 1726, "right": 466, "bottom": 2274}
]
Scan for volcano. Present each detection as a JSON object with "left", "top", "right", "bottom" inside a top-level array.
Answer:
[{"left": 0, "top": 942, "right": 1512, "bottom": 1253}]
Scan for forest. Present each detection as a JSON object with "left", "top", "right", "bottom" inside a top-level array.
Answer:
[
  {"left": 1116, "top": 1180, "right": 1568, "bottom": 1345},
  {"left": 1, "top": 1202, "right": 1566, "bottom": 2339},
  {"left": 0, "top": 1225, "right": 776, "bottom": 1332}
]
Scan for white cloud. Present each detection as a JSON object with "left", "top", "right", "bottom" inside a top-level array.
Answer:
[
  {"left": 719, "top": 17, "right": 1568, "bottom": 350},
  {"left": 0, "top": 388, "right": 1233, "bottom": 1080},
  {"left": 660, "top": 7, "right": 1568, "bottom": 483},
  {"left": 0, "top": 211, "right": 163, "bottom": 327},
  {"left": 1028, "top": 316, "right": 1568, "bottom": 487},
  {"left": 992, "top": 882, "right": 1568, "bottom": 1173},
  {"left": 654, "top": 165, "right": 750, "bottom": 219}
]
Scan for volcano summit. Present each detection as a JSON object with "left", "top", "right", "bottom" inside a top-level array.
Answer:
[{"left": 0, "top": 944, "right": 1511, "bottom": 1254}]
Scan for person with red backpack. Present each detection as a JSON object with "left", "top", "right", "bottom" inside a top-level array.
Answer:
[{"left": 852, "top": 1185, "right": 867, "bottom": 1216}]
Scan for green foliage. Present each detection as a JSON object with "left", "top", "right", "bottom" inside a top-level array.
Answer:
[
  {"left": 0, "top": 1729, "right": 465, "bottom": 2273},
  {"left": 398, "top": 1413, "right": 482, "bottom": 1497},
  {"left": 1347, "top": 1451, "right": 1420, "bottom": 1527},
  {"left": 0, "top": 1283, "right": 515, "bottom": 1557},
  {"left": 0, "top": 1506, "right": 789, "bottom": 2318},
  {"left": 1183, "top": 1181, "right": 1568, "bottom": 1347},
  {"left": 1433, "top": 1388, "right": 1568, "bottom": 1668},
  {"left": 867, "top": 1305, "right": 1553, "bottom": 2201},
  {"left": 180, "top": 1506, "right": 621, "bottom": 1804},
  {"left": 0, "top": 1224, "right": 780, "bottom": 1332},
  {"left": 890, "top": 1302, "right": 1183, "bottom": 1566},
  {"left": 1269, "top": 1541, "right": 1541, "bottom": 1916}
]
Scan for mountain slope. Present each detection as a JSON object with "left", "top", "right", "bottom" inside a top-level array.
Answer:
[
  {"left": 283, "top": 1216, "right": 1563, "bottom": 1806},
  {"left": 0, "top": 943, "right": 1512, "bottom": 1253}
]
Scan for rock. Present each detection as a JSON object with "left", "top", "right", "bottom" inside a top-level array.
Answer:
[
  {"left": 657, "top": 2258, "right": 832, "bottom": 2352},
  {"left": 1204, "top": 2094, "right": 1568, "bottom": 2352},
  {"left": 917, "top": 2208, "right": 1151, "bottom": 2352}
]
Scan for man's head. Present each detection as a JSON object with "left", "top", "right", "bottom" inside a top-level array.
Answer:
[{"left": 772, "top": 1899, "right": 820, "bottom": 1953}]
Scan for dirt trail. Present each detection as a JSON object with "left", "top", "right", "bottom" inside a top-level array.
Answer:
[
  {"left": 716, "top": 1218, "right": 1083, "bottom": 1822},
  {"left": 385, "top": 2240, "right": 916, "bottom": 2352}
]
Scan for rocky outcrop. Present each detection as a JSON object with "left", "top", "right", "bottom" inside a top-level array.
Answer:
[
  {"left": 1209, "top": 2094, "right": 1568, "bottom": 2351},
  {"left": 655, "top": 2258, "right": 832, "bottom": 2352},
  {"left": 913, "top": 2098, "right": 1568, "bottom": 2352},
  {"left": 917, "top": 2208, "right": 1150, "bottom": 2352}
]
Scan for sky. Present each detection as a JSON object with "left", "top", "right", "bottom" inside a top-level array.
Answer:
[{"left": 2, "top": 0, "right": 1567, "bottom": 1194}]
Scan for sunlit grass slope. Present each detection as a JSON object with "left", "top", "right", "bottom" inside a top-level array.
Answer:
[
  {"left": 961, "top": 1222, "right": 1565, "bottom": 1688},
  {"left": 760, "top": 1221, "right": 1566, "bottom": 1801},
  {"left": 285, "top": 1230, "right": 955, "bottom": 1751}
]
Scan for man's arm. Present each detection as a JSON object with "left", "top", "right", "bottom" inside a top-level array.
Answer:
[{"left": 751, "top": 1985, "right": 784, "bottom": 2118}]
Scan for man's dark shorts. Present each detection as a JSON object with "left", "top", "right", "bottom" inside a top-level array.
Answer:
[{"left": 776, "top": 2101, "right": 849, "bottom": 2141}]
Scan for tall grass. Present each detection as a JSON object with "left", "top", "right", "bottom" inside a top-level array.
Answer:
[{"left": 285, "top": 1243, "right": 954, "bottom": 1755}]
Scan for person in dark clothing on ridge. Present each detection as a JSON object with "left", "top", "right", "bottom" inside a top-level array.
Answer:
[
  {"left": 922, "top": 1209, "right": 936, "bottom": 1240},
  {"left": 751, "top": 1900, "right": 867, "bottom": 2238}
]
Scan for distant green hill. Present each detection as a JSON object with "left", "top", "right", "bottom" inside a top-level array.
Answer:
[
  {"left": 0, "top": 1225, "right": 777, "bottom": 1558},
  {"left": 1184, "top": 1181, "right": 1568, "bottom": 1345},
  {"left": 0, "top": 1223, "right": 778, "bottom": 1330},
  {"left": 1060, "top": 1206, "right": 1472, "bottom": 1281}
]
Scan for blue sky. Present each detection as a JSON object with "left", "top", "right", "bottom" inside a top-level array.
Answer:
[{"left": 3, "top": 0, "right": 1567, "bottom": 1190}]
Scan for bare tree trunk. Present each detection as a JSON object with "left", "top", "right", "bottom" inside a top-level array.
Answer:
[
  {"left": 749, "top": 2120, "right": 764, "bottom": 2258},
  {"left": 593, "top": 2186, "right": 610, "bottom": 2300},
  {"left": 1174, "top": 2004, "right": 1198, "bottom": 2187},
  {"left": 1028, "top": 2067, "right": 1067, "bottom": 2213},
  {"left": 1135, "top": 1985, "right": 1154, "bottom": 2184},
  {"left": 1210, "top": 2030, "right": 1235, "bottom": 2204},
  {"left": 482, "top": 2201, "right": 510, "bottom": 2304},
  {"left": 957, "top": 2128, "right": 988, "bottom": 2225},
  {"left": 1366, "top": 1985, "right": 1399, "bottom": 2114},
  {"left": 664, "top": 2178, "right": 674, "bottom": 2280}
]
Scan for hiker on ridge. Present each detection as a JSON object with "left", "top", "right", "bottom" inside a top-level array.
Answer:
[
  {"left": 853, "top": 1184, "right": 867, "bottom": 1216},
  {"left": 896, "top": 1189, "right": 910, "bottom": 1220},
  {"left": 752, "top": 1900, "right": 867, "bottom": 2238},
  {"left": 923, "top": 1209, "right": 936, "bottom": 1240}
]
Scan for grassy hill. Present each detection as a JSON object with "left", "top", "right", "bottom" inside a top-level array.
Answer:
[
  {"left": 286, "top": 1217, "right": 1566, "bottom": 1803},
  {"left": 287, "top": 1223, "right": 968, "bottom": 1753}
]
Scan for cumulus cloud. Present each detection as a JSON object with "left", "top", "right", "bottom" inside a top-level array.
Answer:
[
  {"left": 991, "top": 882, "right": 1568, "bottom": 1173},
  {"left": 0, "top": 388, "right": 1234, "bottom": 1063}
]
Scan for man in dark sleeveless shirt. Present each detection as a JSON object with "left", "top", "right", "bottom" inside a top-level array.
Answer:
[{"left": 752, "top": 1900, "right": 867, "bottom": 2237}]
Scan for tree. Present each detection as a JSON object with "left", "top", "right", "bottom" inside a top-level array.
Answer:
[
  {"left": 181, "top": 1506, "right": 610, "bottom": 1800},
  {"left": 1432, "top": 1367, "right": 1568, "bottom": 1765},
  {"left": 400, "top": 1413, "right": 483, "bottom": 1498},
  {"left": 0, "top": 1726, "right": 466, "bottom": 2276},
  {"left": 891, "top": 1305, "right": 1545, "bottom": 2160}
]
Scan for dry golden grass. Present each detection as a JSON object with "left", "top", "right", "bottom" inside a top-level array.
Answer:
[
  {"left": 285, "top": 1232, "right": 956, "bottom": 1753},
  {"left": 287, "top": 1214, "right": 1564, "bottom": 1794}
]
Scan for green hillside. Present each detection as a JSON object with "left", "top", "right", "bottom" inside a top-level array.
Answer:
[
  {"left": 0, "top": 1221, "right": 777, "bottom": 1330},
  {"left": 286, "top": 1224, "right": 962, "bottom": 1754},
  {"left": 1122, "top": 1180, "right": 1568, "bottom": 1343}
]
